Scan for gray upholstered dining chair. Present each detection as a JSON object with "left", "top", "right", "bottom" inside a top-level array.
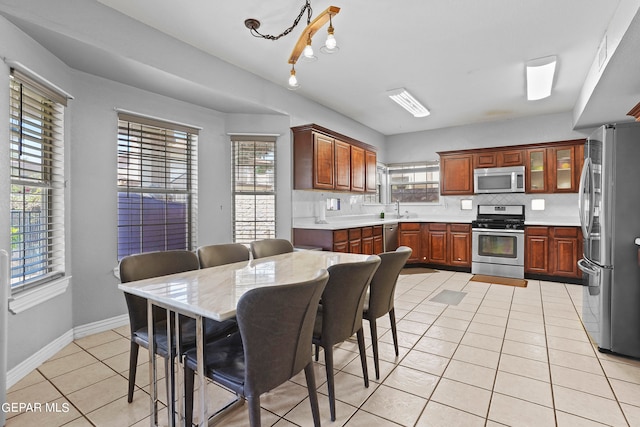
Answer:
[
  {"left": 313, "top": 256, "right": 381, "bottom": 421},
  {"left": 249, "top": 238, "right": 294, "bottom": 259},
  {"left": 364, "top": 246, "right": 412, "bottom": 379},
  {"left": 183, "top": 270, "right": 330, "bottom": 427},
  {"left": 197, "top": 243, "right": 250, "bottom": 268},
  {"left": 119, "top": 250, "right": 237, "bottom": 404}
]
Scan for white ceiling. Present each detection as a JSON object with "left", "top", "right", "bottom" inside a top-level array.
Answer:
[{"left": 2, "top": 0, "right": 640, "bottom": 135}]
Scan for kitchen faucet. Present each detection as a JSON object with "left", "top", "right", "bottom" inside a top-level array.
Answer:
[{"left": 396, "top": 200, "right": 401, "bottom": 218}]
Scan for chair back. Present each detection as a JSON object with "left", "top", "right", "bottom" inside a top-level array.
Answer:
[
  {"left": 319, "top": 256, "right": 380, "bottom": 346},
  {"left": 119, "top": 250, "right": 200, "bottom": 332},
  {"left": 197, "top": 243, "right": 250, "bottom": 268},
  {"left": 366, "top": 246, "right": 412, "bottom": 319},
  {"left": 237, "top": 270, "right": 329, "bottom": 396},
  {"left": 250, "top": 239, "right": 294, "bottom": 259}
]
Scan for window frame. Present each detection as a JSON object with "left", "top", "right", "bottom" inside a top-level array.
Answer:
[
  {"left": 231, "top": 136, "right": 277, "bottom": 243},
  {"left": 116, "top": 112, "right": 199, "bottom": 260},
  {"left": 9, "top": 69, "right": 67, "bottom": 295}
]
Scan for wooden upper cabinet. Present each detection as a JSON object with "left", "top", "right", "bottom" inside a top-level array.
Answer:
[
  {"left": 313, "top": 133, "right": 335, "bottom": 190},
  {"left": 549, "top": 145, "right": 577, "bottom": 192},
  {"left": 350, "top": 145, "right": 366, "bottom": 192},
  {"left": 498, "top": 149, "right": 525, "bottom": 166},
  {"left": 526, "top": 148, "right": 547, "bottom": 193},
  {"left": 440, "top": 154, "right": 473, "bottom": 195},
  {"left": 474, "top": 152, "right": 497, "bottom": 168},
  {"left": 365, "top": 150, "right": 377, "bottom": 193},
  {"left": 334, "top": 139, "right": 351, "bottom": 191},
  {"left": 292, "top": 124, "right": 377, "bottom": 193}
]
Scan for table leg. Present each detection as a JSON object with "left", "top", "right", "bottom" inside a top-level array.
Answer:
[
  {"left": 174, "top": 311, "right": 184, "bottom": 426},
  {"left": 165, "top": 308, "right": 175, "bottom": 427},
  {"left": 196, "top": 315, "right": 208, "bottom": 427},
  {"left": 147, "top": 300, "right": 158, "bottom": 426}
]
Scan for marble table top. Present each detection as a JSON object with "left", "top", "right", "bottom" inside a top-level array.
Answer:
[{"left": 118, "top": 250, "right": 376, "bottom": 321}]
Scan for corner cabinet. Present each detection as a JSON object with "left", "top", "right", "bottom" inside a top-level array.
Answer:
[
  {"left": 292, "top": 124, "right": 377, "bottom": 193},
  {"left": 398, "top": 223, "right": 422, "bottom": 263}
]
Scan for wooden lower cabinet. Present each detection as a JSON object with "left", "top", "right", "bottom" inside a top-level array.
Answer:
[
  {"left": 427, "top": 223, "right": 448, "bottom": 264},
  {"left": 398, "top": 223, "right": 422, "bottom": 263},
  {"left": 449, "top": 224, "right": 471, "bottom": 267},
  {"left": 525, "top": 226, "right": 581, "bottom": 278},
  {"left": 293, "top": 225, "right": 382, "bottom": 255}
]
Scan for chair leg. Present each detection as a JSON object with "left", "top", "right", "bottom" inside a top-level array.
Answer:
[
  {"left": 356, "top": 328, "right": 369, "bottom": 388},
  {"left": 247, "top": 396, "right": 262, "bottom": 427},
  {"left": 369, "top": 318, "right": 380, "bottom": 380},
  {"left": 389, "top": 308, "right": 399, "bottom": 356},
  {"left": 127, "top": 341, "right": 139, "bottom": 403},
  {"left": 314, "top": 344, "right": 319, "bottom": 362},
  {"left": 323, "top": 345, "right": 337, "bottom": 421},
  {"left": 184, "top": 366, "right": 195, "bottom": 427},
  {"left": 304, "top": 362, "right": 321, "bottom": 427}
]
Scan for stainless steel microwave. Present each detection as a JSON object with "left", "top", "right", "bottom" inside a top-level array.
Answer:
[{"left": 474, "top": 166, "right": 525, "bottom": 194}]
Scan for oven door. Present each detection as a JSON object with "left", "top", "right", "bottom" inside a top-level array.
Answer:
[{"left": 472, "top": 229, "right": 525, "bottom": 266}]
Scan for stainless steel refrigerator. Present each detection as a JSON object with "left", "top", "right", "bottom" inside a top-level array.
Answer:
[{"left": 578, "top": 122, "right": 640, "bottom": 358}]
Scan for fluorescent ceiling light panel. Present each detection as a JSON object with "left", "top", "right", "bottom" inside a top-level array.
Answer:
[
  {"left": 526, "top": 56, "right": 557, "bottom": 101},
  {"left": 387, "top": 88, "right": 430, "bottom": 117}
]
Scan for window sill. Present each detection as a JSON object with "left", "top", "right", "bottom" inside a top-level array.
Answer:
[{"left": 9, "top": 276, "right": 71, "bottom": 314}]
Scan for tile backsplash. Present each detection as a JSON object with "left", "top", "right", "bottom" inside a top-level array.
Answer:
[{"left": 292, "top": 190, "right": 579, "bottom": 223}]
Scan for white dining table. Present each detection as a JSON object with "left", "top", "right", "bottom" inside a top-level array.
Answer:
[{"left": 118, "top": 250, "right": 375, "bottom": 427}]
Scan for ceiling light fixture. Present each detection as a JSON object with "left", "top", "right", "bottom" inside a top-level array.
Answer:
[
  {"left": 244, "top": 1, "right": 340, "bottom": 90},
  {"left": 526, "top": 56, "right": 557, "bottom": 101},
  {"left": 387, "top": 88, "right": 431, "bottom": 118}
]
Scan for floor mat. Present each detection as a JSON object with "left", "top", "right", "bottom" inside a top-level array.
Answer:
[
  {"left": 470, "top": 274, "right": 528, "bottom": 287},
  {"left": 429, "top": 289, "right": 467, "bottom": 305}
]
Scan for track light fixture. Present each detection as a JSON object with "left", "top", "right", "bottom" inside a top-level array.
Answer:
[{"left": 244, "top": 1, "right": 340, "bottom": 90}]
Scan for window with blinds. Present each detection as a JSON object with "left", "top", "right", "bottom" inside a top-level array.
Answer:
[
  {"left": 388, "top": 161, "right": 440, "bottom": 203},
  {"left": 117, "top": 113, "right": 198, "bottom": 260},
  {"left": 9, "top": 70, "right": 66, "bottom": 292},
  {"left": 232, "top": 137, "right": 276, "bottom": 243}
]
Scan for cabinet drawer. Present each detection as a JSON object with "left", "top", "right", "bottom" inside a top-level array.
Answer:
[
  {"left": 399, "top": 222, "right": 421, "bottom": 231},
  {"left": 349, "top": 228, "right": 362, "bottom": 240},
  {"left": 333, "top": 229, "right": 348, "bottom": 242},
  {"left": 428, "top": 223, "right": 447, "bottom": 231},
  {"left": 361, "top": 226, "right": 373, "bottom": 238},
  {"left": 449, "top": 223, "right": 470, "bottom": 232},
  {"left": 552, "top": 227, "right": 579, "bottom": 238},
  {"left": 525, "top": 226, "right": 549, "bottom": 236},
  {"left": 373, "top": 225, "right": 383, "bottom": 236}
]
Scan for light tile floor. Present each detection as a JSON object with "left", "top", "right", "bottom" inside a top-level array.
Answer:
[{"left": 6, "top": 270, "right": 640, "bottom": 426}]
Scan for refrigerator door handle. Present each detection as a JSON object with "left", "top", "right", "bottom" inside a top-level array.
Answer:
[
  {"left": 578, "top": 258, "right": 601, "bottom": 296},
  {"left": 578, "top": 157, "right": 594, "bottom": 239}
]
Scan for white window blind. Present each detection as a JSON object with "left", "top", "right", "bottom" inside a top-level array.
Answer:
[
  {"left": 232, "top": 136, "right": 276, "bottom": 243},
  {"left": 117, "top": 113, "right": 198, "bottom": 260},
  {"left": 9, "top": 69, "right": 66, "bottom": 292},
  {"left": 388, "top": 161, "right": 440, "bottom": 203}
]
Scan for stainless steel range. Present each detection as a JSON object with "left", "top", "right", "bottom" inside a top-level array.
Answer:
[{"left": 472, "top": 205, "right": 525, "bottom": 279}]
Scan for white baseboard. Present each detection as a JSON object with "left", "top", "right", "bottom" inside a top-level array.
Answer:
[{"left": 6, "top": 314, "right": 130, "bottom": 389}]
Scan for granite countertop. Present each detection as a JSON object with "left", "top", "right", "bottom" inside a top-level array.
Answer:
[{"left": 293, "top": 215, "right": 581, "bottom": 230}]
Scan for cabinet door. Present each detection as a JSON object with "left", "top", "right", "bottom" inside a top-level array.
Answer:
[
  {"left": 313, "top": 133, "right": 335, "bottom": 190},
  {"left": 549, "top": 146, "right": 576, "bottom": 192},
  {"left": 550, "top": 227, "right": 580, "bottom": 277},
  {"left": 333, "top": 241, "right": 349, "bottom": 253},
  {"left": 361, "top": 237, "right": 374, "bottom": 255},
  {"left": 574, "top": 143, "right": 585, "bottom": 189},
  {"left": 498, "top": 149, "right": 525, "bottom": 167},
  {"left": 350, "top": 145, "right": 366, "bottom": 192},
  {"left": 474, "top": 152, "right": 497, "bottom": 168},
  {"left": 525, "top": 227, "right": 550, "bottom": 274},
  {"left": 440, "top": 154, "right": 473, "bottom": 195},
  {"left": 449, "top": 224, "right": 471, "bottom": 267},
  {"left": 373, "top": 235, "right": 383, "bottom": 254},
  {"left": 398, "top": 227, "right": 421, "bottom": 263},
  {"left": 428, "top": 230, "right": 448, "bottom": 264},
  {"left": 334, "top": 140, "right": 351, "bottom": 191},
  {"left": 526, "top": 148, "right": 547, "bottom": 193},
  {"left": 365, "top": 150, "right": 377, "bottom": 193}
]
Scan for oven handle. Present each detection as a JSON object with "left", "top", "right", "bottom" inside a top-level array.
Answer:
[{"left": 472, "top": 228, "right": 524, "bottom": 234}]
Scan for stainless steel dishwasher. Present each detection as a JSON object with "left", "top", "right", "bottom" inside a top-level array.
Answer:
[{"left": 383, "top": 222, "right": 398, "bottom": 252}]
